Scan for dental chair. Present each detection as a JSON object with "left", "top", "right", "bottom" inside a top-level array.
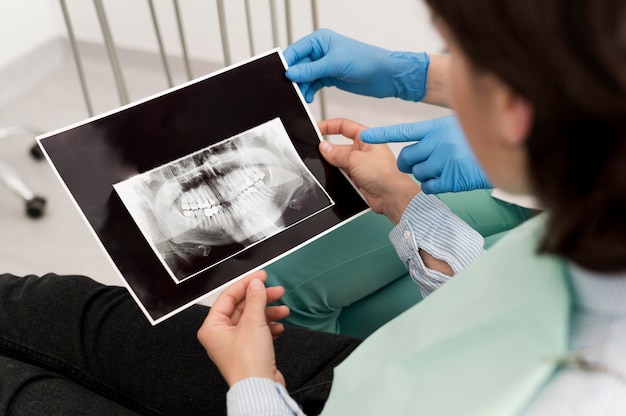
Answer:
[{"left": 0, "top": 126, "right": 46, "bottom": 218}]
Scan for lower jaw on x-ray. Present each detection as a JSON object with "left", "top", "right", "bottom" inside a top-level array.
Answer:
[{"left": 149, "top": 135, "right": 316, "bottom": 270}]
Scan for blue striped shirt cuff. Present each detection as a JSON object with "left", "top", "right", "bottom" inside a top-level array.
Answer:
[
  {"left": 227, "top": 378, "right": 305, "bottom": 416},
  {"left": 389, "top": 192, "right": 484, "bottom": 298}
]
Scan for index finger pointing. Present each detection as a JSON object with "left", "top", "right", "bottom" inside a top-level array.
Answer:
[{"left": 360, "top": 118, "right": 439, "bottom": 144}]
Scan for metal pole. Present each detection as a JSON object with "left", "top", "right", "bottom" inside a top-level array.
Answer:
[
  {"left": 148, "top": 0, "right": 173, "bottom": 88},
  {"left": 310, "top": 0, "right": 327, "bottom": 120},
  {"left": 284, "top": 0, "right": 293, "bottom": 45},
  {"left": 173, "top": 0, "right": 193, "bottom": 80},
  {"left": 311, "top": 0, "right": 320, "bottom": 30},
  {"left": 59, "top": 0, "right": 94, "bottom": 116},
  {"left": 269, "top": 0, "right": 280, "bottom": 47},
  {"left": 216, "top": 0, "right": 232, "bottom": 66},
  {"left": 0, "top": 162, "right": 34, "bottom": 201},
  {"left": 93, "top": 0, "right": 129, "bottom": 105},
  {"left": 244, "top": 0, "right": 256, "bottom": 56}
]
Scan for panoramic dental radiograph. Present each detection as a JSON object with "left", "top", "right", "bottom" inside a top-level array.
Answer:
[{"left": 114, "top": 118, "right": 329, "bottom": 281}]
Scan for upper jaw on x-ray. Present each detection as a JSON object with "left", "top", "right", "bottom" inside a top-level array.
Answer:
[{"left": 151, "top": 135, "right": 311, "bottom": 248}]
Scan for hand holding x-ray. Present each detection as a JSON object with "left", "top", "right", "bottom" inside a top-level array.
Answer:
[
  {"left": 284, "top": 29, "right": 430, "bottom": 103},
  {"left": 317, "top": 118, "right": 421, "bottom": 225}
]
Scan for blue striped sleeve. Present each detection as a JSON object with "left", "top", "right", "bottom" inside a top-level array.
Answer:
[
  {"left": 227, "top": 378, "right": 306, "bottom": 416},
  {"left": 389, "top": 192, "right": 484, "bottom": 298}
]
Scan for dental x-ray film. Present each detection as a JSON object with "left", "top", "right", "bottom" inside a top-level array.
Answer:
[
  {"left": 37, "top": 49, "right": 369, "bottom": 324},
  {"left": 113, "top": 118, "right": 332, "bottom": 284}
]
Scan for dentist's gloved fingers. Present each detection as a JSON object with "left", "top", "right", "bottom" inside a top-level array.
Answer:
[
  {"left": 285, "top": 55, "right": 313, "bottom": 68},
  {"left": 298, "top": 79, "right": 330, "bottom": 103},
  {"left": 299, "top": 82, "right": 315, "bottom": 103},
  {"left": 360, "top": 119, "right": 439, "bottom": 144},
  {"left": 283, "top": 34, "right": 324, "bottom": 66},
  {"left": 286, "top": 59, "right": 338, "bottom": 102},
  {"left": 420, "top": 161, "right": 492, "bottom": 194},
  {"left": 396, "top": 139, "right": 442, "bottom": 173},
  {"left": 420, "top": 178, "right": 448, "bottom": 195},
  {"left": 285, "top": 59, "right": 334, "bottom": 84},
  {"left": 411, "top": 159, "right": 444, "bottom": 183},
  {"left": 304, "top": 79, "right": 327, "bottom": 103}
]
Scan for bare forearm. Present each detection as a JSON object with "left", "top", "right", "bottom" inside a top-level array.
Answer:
[
  {"left": 421, "top": 54, "right": 450, "bottom": 107},
  {"left": 419, "top": 248, "right": 454, "bottom": 276}
]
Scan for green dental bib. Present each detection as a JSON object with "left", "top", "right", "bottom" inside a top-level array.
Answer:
[{"left": 321, "top": 214, "right": 570, "bottom": 415}]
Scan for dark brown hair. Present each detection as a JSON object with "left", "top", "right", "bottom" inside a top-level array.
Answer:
[{"left": 424, "top": 0, "right": 626, "bottom": 271}]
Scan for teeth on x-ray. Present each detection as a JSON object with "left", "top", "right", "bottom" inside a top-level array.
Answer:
[
  {"left": 131, "top": 116, "right": 328, "bottom": 255},
  {"left": 179, "top": 166, "right": 271, "bottom": 221}
]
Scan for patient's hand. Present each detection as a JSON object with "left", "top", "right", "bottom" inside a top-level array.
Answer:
[
  {"left": 318, "top": 118, "right": 421, "bottom": 225},
  {"left": 197, "top": 271, "right": 290, "bottom": 387}
]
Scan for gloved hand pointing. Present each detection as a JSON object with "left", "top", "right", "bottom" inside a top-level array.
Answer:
[
  {"left": 360, "top": 115, "right": 491, "bottom": 194},
  {"left": 283, "top": 29, "right": 430, "bottom": 103}
]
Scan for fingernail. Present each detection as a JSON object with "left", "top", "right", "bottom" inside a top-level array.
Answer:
[
  {"left": 319, "top": 140, "right": 332, "bottom": 153},
  {"left": 249, "top": 279, "right": 264, "bottom": 291}
]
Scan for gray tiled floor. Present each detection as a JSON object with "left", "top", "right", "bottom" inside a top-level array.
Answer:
[{"left": 0, "top": 40, "right": 450, "bottom": 287}]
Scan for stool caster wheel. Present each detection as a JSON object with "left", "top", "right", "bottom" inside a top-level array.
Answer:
[
  {"left": 26, "top": 196, "right": 46, "bottom": 218},
  {"left": 30, "top": 144, "right": 45, "bottom": 160}
]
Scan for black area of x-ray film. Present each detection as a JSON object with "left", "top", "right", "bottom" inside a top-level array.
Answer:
[{"left": 38, "top": 50, "right": 369, "bottom": 323}]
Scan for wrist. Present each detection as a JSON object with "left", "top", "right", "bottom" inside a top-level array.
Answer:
[
  {"left": 383, "top": 177, "right": 421, "bottom": 225},
  {"left": 224, "top": 365, "right": 277, "bottom": 387},
  {"left": 387, "top": 51, "right": 430, "bottom": 102},
  {"left": 421, "top": 54, "right": 450, "bottom": 107}
]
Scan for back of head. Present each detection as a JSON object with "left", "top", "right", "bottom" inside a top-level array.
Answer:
[{"left": 425, "top": 0, "right": 626, "bottom": 271}]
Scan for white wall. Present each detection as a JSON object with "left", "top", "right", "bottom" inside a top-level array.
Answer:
[
  {"left": 1, "top": 0, "right": 443, "bottom": 70},
  {"left": 0, "top": 1, "right": 63, "bottom": 70}
]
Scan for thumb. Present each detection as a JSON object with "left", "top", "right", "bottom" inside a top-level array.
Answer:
[
  {"left": 241, "top": 278, "right": 268, "bottom": 325},
  {"left": 285, "top": 59, "right": 330, "bottom": 83},
  {"left": 319, "top": 140, "right": 353, "bottom": 170}
]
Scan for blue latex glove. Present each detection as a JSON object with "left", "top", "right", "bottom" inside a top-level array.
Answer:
[
  {"left": 360, "top": 116, "right": 491, "bottom": 194},
  {"left": 283, "top": 28, "right": 430, "bottom": 103}
]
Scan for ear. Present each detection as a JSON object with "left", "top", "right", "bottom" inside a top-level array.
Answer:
[{"left": 497, "top": 87, "right": 534, "bottom": 147}]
